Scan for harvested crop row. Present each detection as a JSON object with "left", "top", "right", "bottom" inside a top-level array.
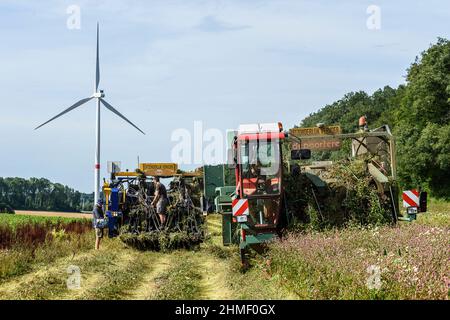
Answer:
[
  {"left": 126, "top": 254, "right": 172, "bottom": 300},
  {"left": 150, "top": 252, "right": 203, "bottom": 300},
  {"left": 81, "top": 250, "right": 152, "bottom": 300},
  {"left": 197, "top": 253, "right": 233, "bottom": 300},
  {"left": 0, "top": 239, "right": 128, "bottom": 299}
]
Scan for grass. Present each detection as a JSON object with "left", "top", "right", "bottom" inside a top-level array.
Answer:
[
  {"left": 0, "top": 214, "right": 94, "bottom": 280},
  {"left": 220, "top": 199, "right": 450, "bottom": 300},
  {"left": 82, "top": 248, "right": 152, "bottom": 300},
  {"left": 257, "top": 200, "right": 450, "bottom": 300},
  {"left": 1, "top": 238, "right": 120, "bottom": 299},
  {"left": 414, "top": 198, "right": 450, "bottom": 227},
  {"left": 0, "top": 233, "right": 94, "bottom": 281},
  {"left": 0, "top": 202, "right": 447, "bottom": 300},
  {"left": 8, "top": 268, "right": 70, "bottom": 300},
  {"left": 0, "top": 214, "right": 90, "bottom": 227},
  {"left": 0, "top": 214, "right": 92, "bottom": 250},
  {"left": 227, "top": 255, "right": 296, "bottom": 299},
  {"left": 202, "top": 214, "right": 235, "bottom": 260},
  {"left": 151, "top": 251, "right": 203, "bottom": 300}
]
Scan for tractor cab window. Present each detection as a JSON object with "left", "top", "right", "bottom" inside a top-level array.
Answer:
[{"left": 239, "top": 139, "right": 281, "bottom": 196}]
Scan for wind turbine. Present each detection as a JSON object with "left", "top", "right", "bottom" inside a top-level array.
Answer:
[{"left": 35, "top": 23, "right": 145, "bottom": 205}]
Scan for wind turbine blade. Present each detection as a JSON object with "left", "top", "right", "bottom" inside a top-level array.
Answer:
[
  {"left": 95, "top": 23, "right": 100, "bottom": 92},
  {"left": 34, "top": 97, "right": 93, "bottom": 130},
  {"left": 100, "top": 99, "right": 145, "bottom": 135}
]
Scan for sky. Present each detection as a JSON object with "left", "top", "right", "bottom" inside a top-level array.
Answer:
[{"left": 0, "top": 0, "right": 449, "bottom": 193}]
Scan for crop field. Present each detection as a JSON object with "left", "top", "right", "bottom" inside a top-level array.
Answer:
[
  {"left": 0, "top": 201, "right": 448, "bottom": 300},
  {"left": 15, "top": 211, "right": 91, "bottom": 219}
]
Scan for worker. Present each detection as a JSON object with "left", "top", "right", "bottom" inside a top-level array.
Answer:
[
  {"left": 359, "top": 115, "right": 369, "bottom": 132},
  {"left": 151, "top": 177, "right": 169, "bottom": 226},
  {"left": 93, "top": 199, "right": 105, "bottom": 250}
]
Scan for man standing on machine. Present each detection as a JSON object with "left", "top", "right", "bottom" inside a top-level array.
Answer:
[{"left": 151, "top": 176, "right": 169, "bottom": 226}]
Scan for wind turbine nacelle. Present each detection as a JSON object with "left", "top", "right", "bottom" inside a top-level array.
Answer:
[{"left": 93, "top": 91, "right": 105, "bottom": 98}]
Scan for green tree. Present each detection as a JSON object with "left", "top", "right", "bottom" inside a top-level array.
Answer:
[
  {"left": 0, "top": 177, "right": 92, "bottom": 211},
  {"left": 394, "top": 38, "right": 450, "bottom": 198},
  {"left": 297, "top": 38, "right": 450, "bottom": 198}
]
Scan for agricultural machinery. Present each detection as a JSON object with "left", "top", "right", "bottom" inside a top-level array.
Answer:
[
  {"left": 96, "top": 122, "right": 427, "bottom": 263},
  {"left": 100, "top": 162, "right": 206, "bottom": 250},
  {"left": 211, "top": 121, "right": 428, "bottom": 265}
]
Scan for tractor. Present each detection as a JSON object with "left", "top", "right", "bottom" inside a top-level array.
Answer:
[
  {"left": 213, "top": 121, "right": 427, "bottom": 266},
  {"left": 209, "top": 123, "right": 300, "bottom": 265}
]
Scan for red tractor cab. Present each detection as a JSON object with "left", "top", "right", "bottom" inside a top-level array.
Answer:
[{"left": 232, "top": 123, "right": 287, "bottom": 263}]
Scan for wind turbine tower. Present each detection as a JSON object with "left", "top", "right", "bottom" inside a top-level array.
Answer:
[{"left": 35, "top": 23, "right": 145, "bottom": 204}]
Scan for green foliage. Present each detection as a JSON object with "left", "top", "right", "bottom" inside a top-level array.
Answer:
[
  {"left": 285, "top": 159, "right": 394, "bottom": 229},
  {"left": 0, "top": 177, "right": 93, "bottom": 212},
  {"left": 0, "top": 202, "right": 14, "bottom": 214},
  {"left": 417, "top": 198, "right": 450, "bottom": 226},
  {"left": 298, "top": 38, "right": 450, "bottom": 199},
  {"left": 224, "top": 165, "right": 236, "bottom": 186},
  {"left": 394, "top": 38, "right": 450, "bottom": 198},
  {"left": 398, "top": 38, "right": 450, "bottom": 127},
  {"left": 0, "top": 214, "right": 90, "bottom": 228},
  {"left": 301, "top": 86, "right": 398, "bottom": 133}
]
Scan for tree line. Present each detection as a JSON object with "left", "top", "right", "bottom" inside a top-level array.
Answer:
[
  {"left": 299, "top": 38, "right": 450, "bottom": 199},
  {"left": 0, "top": 177, "right": 94, "bottom": 213}
]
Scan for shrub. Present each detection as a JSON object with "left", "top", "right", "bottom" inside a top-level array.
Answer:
[{"left": 0, "top": 203, "right": 14, "bottom": 214}]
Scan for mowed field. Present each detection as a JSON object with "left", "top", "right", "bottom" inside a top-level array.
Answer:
[{"left": 0, "top": 201, "right": 448, "bottom": 300}]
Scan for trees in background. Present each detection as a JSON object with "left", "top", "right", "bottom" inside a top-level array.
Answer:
[
  {"left": 0, "top": 177, "right": 93, "bottom": 212},
  {"left": 301, "top": 86, "right": 398, "bottom": 133},
  {"left": 394, "top": 38, "right": 450, "bottom": 198},
  {"left": 299, "top": 38, "right": 450, "bottom": 199}
]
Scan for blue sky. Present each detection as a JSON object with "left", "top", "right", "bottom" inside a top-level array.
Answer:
[{"left": 0, "top": 0, "right": 449, "bottom": 192}]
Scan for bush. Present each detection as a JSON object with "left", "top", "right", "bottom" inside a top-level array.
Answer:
[{"left": 0, "top": 203, "right": 14, "bottom": 214}]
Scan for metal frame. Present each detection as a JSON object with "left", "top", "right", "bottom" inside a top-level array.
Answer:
[{"left": 287, "top": 127, "right": 397, "bottom": 181}]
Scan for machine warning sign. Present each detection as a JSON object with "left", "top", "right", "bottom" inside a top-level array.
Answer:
[
  {"left": 289, "top": 125, "right": 341, "bottom": 137},
  {"left": 138, "top": 163, "right": 179, "bottom": 176}
]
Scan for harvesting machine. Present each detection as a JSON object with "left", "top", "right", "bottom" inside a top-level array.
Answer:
[
  {"left": 213, "top": 121, "right": 427, "bottom": 266},
  {"left": 100, "top": 162, "right": 206, "bottom": 249}
]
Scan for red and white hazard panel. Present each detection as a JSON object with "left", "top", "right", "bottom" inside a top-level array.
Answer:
[
  {"left": 232, "top": 199, "right": 249, "bottom": 217},
  {"left": 402, "top": 189, "right": 420, "bottom": 207}
]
